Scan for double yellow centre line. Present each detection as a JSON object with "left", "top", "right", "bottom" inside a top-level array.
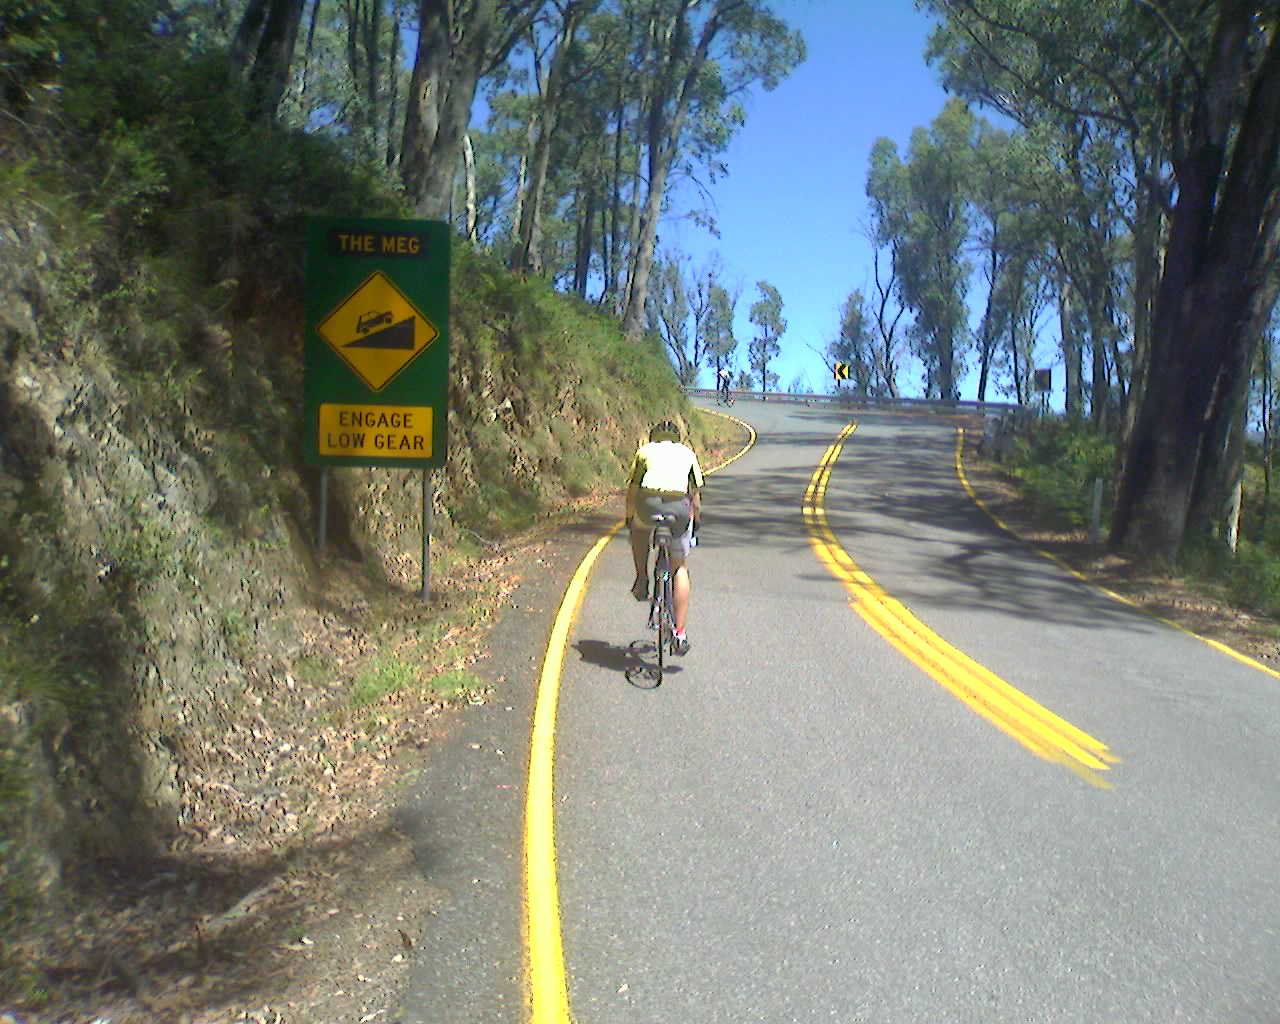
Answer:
[{"left": 802, "top": 422, "right": 1119, "bottom": 788}]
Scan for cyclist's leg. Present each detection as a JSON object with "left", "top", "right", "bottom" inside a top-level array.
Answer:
[
  {"left": 670, "top": 554, "right": 690, "bottom": 632},
  {"left": 668, "top": 499, "right": 694, "bottom": 635},
  {"left": 629, "top": 494, "right": 659, "bottom": 599},
  {"left": 629, "top": 520, "right": 650, "bottom": 579}
]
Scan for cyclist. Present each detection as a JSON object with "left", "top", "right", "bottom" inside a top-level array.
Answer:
[
  {"left": 625, "top": 420, "right": 704, "bottom": 655},
  {"left": 717, "top": 366, "right": 732, "bottom": 403}
]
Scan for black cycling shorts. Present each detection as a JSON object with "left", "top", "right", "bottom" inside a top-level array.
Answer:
[{"left": 633, "top": 492, "right": 694, "bottom": 557}]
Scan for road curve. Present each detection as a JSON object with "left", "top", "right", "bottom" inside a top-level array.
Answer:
[{"left": 549, "top": 400, "right": 1280, "bottom": 1024}]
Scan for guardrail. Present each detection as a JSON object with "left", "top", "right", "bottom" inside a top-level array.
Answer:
[{"left": 685, "top": 387, "right": 1027, "bottom": 417}]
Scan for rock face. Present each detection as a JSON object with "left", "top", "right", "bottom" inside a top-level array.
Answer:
[
  {"left": 0, "top": 209, "right": 668, "bottom": 942},
  {"left": 0, "top": 214, "right": 316, "bottom": 876}
]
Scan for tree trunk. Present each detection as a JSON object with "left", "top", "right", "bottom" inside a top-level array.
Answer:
[
  {"left": 602, "top": 79, "right": 628, "bottom": 311},
  {"left": 229, "top": 0, "right": 270, "bottom": 77},
  {"left": 462, "top": 132, "right": 477, "bottom": 243},
  {"left": 1186, "top": 270, "right": 1280, "bottom": 541},
  {"left": 1123, "top": 159, "right": 1166, "bottom": 434},
  {"left": 384, "top": 4, "right": 402, "bottom": 168},
  {"left": 297, "top": 0, "right": 323, "bottom": 102},
  {"left": 401, "top": 0, "right": 535, "bottom": 219},
  {"left": 574, "top": 185, "right": 597, "bottom": 297},
  {"left": 975, "top": 227, "right": 998, "bottom": 402},
  {"left": 512, "top": 3, "right": 585, "bottom": 276},
  {"left": 620, "top": 2, "right": 722, "bottom": 339},
  {"left": 1086, "top": 278, "right": 1112, "bottom": 433},
  {"left": 231, "top": 0, "right": 305, "bottom": 121},
  {"left": 400, "top": 0, "right": 489, "bottom": 218},
  {"left": 1110, "top": 8, "right": 1280, "bottom": 560},
  {"left": 1057, "top": 269, "right": 1083, "bottom": 418}
]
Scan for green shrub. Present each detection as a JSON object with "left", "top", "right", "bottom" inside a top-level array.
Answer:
[{"left": 1004, "top": 419, "right": 1116, "bottom": 530}]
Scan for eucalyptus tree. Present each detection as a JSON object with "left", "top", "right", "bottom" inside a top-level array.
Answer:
[
  {"left": 748, "top": 279, "right": 785, "bottom": 395},
  {"left": 863, "top": 234, "right": 906, "bottom": 400},
  {"left": 828, "top": 291, "right": 879, "bottom": 397},
  {"left": 701, "top": 277, "right": 740, "bottom": 378},
  {"left": 400, "top": 0, "right": 542, "bottom": 219},
  {"left": 968, "top": 122, "right": 1016, "bottom": 403},
  {"left": 617, "top": 0, "right": 805, "bottom": 339},
  {"left": 921, "top": 0, "right": 1280, "bottom": 560},
  {"left": 273, "top": 0, "right": 414, "bottom": 169},
  {"left": 964, "top": 123, "right": 1059, "bottom": 405},
  {"left": 689, "top": 254, "right": 738, "bottom": 382},
  {"left": 647, "top": 251, "right": 698, "bottom": 383},
  {"left": 1046, "top": 120, "right": 1132, "bottom": 428},
  {"left": 229, "top": 0, "right": 306, "bottom": 121},
  {"left": 867, "top": 98, "right": 977, "bottom": 401},
  {"left": 508, "top": 0, "right": 600, "bottom": 276},
  {"left": 531, "top": 3, "right": 644, "bottom": 306},
  {"left": 988, "top": 247, "right": 1054, "bottom": 404}
]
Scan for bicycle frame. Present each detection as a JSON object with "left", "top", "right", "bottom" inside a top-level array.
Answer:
[{"left": 648, "top": 518, "right": 678, "bottom": 676}]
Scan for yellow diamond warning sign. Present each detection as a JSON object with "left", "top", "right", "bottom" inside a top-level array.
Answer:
[{"left": 317, "top": 271, "right": 440, "bottom": 392}]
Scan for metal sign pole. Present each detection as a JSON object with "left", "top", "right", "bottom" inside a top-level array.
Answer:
[{"left": 421, "top": 469, "right": 432, "bottom": 600}]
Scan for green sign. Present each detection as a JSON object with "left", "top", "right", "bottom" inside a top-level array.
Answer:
[{"left": 304, "top": 217, "right": 450, "bottom": 468}]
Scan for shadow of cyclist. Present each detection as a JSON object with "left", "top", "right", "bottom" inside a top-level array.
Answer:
[{"left": 573, "top": 638, "right": 685, "bottom": 688}]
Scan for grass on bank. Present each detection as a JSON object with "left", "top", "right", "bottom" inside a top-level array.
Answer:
[{"left": 1000, "top": 418, "right": 1280, "bottom": 619}]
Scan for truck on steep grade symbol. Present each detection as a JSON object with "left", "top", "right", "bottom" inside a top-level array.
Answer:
[{"left": 356, "top": 309, "right": 393, "bottom": 334}]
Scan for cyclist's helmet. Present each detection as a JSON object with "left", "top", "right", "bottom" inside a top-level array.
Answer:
[{"left": 650, "top": 420, "right": 681, "bottom": 442}]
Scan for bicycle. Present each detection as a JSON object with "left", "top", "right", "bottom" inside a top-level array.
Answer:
[
  {"left": 716, "top": 388, "right": 735, "bottom": 407},
  {"left": 625, "top": 514, "right": 679, "bottom": 687}
]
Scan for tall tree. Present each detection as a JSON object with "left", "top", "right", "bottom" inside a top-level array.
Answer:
[
  {"left": 867, "top": 99, "right": 977, "bottom": 400},
  {"left": 748, "top": 279, "right": 785, "bottom": 395},
  {"left": 689, "top": 254, "right": 735, "bottom": 382},
  {"left": 229, "top": 0, "right": 306, "bottom": 121},
  {"left": 510, "top": 0, "right": 596, "bottom": 275},
  {"left": 647, "top": 251, "right": 698, "bottom": 383},
  {"left": 828, "top": 291, "right": 878, "bottom": 397},
  {"left": 923, "top": 0, "right": 1280, "bottom": 559},
  {"left": 864, "top": 233, "right": 906, "bottom": 399},
  {"left": 400, "top": 0, "right": 539, "bottom": 219},
  {"left": 703, "top": 277, "right": 740, "bottom": 377},
  {"left": 618, "top": 0, "right": 804, "bottom": 338}
]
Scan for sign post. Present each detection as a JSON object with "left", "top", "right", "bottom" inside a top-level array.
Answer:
[
  {"left": 304, "top": 217, "right": 450, "bottom": 598},
  {"left": 1033, "top": 367, "right": 1052, "bottom": 416}
]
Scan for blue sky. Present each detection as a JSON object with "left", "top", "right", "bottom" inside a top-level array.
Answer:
[{"left": 658, "top": 0, "right": 1030, "bottom": 398}]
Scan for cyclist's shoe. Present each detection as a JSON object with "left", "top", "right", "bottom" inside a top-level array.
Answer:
[
  {"left": 673, "top": 630, "right": 690, "bottom": 656},
  {"left": 631, "top": 577, "right": 648, "bottom": 602}
]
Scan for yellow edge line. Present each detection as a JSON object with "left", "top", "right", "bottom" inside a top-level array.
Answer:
[
  {"left": 695, "top": 406, "right": 758, "bottom": 473},
  {"left": 954, "top": 429, "right": 1280, "bottom": 683},
  {"left": 803, "top": 422, "right": 1117, "bottom": 788},
  {"left": 525, "top": 409, "right": 757, "bottom": 1023}
]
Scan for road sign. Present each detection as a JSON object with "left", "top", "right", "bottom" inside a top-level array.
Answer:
[
  {"left": 304, "top": 218, "right": 449, "bottom": 469},
  {"left": 316, "top": 271, "right": 440, "bottom": 392},
  {"left": 833, "top": 362, "right": 851, "bottom": 381},
  {"left": 1034, "top": 368, "right": 1052, "bottom": 393}
]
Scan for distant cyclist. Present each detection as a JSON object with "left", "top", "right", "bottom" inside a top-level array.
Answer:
[
  {"left": 625, "top": 421, "right": 704, "bottom": 655},
  {"left": 717, "top": 366, "right": 733, "bottom": 404}
]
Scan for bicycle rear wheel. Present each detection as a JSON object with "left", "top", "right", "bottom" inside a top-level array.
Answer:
[{"left": 655, "top": 578, "right": 670, "bottom": 675}]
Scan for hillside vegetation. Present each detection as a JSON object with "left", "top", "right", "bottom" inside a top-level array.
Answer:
[{"left": 0, "top": 33, "right": 727, "bottom": 1012}]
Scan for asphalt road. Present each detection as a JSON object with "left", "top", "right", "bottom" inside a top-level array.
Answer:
[
  {"left": 554, "top": 400, "right": 1280, "bottom": 1023},
  {"left": 401, "top": 399, "right": 1280, "bottom": 1024}
]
